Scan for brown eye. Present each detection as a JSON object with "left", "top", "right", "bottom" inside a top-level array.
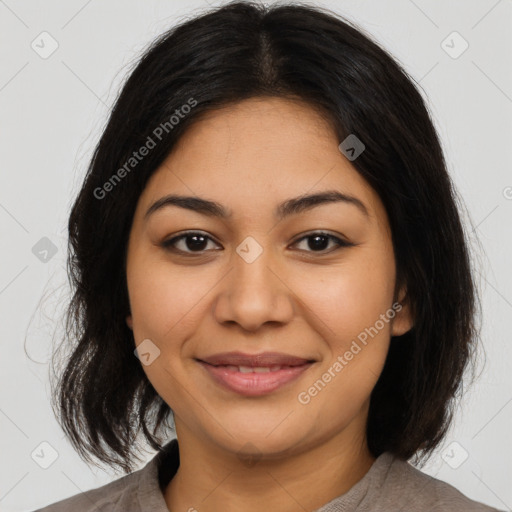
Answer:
[
  {"left": 161, "top": 232, "right": 221, "bottom": 254},
  {"left": 292, "top": 232, "right": 353, "bottom": 253}
]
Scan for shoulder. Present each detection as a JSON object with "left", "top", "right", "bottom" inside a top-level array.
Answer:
[
  {"left": 28, "top": 439, "right": 179, "bottom": 512},
  {"left": 375, "top": 453, "right": 504, "bottom": 512},
  {"left": 29, "top": 469, "right": 142, "bottom": 512}
]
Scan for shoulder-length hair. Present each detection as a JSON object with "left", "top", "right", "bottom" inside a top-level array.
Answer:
[{"left": 54, "top": 0, "right": 479, "bottom": 473}]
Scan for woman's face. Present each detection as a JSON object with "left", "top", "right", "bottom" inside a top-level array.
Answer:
[{"left": 125, "top": 97, "right": 412, "bottom": 460}]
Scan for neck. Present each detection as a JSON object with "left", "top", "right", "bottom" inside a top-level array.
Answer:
[{"left": 164, "top": 417, "right": 376, "bottom": 512}]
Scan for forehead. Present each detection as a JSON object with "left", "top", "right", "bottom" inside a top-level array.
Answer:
[
  {"left": 137, "top": 97, "right": 384, "bottom": 224},
  {"left": 172, "top": 96, "right": 339, "bottom": 165}
]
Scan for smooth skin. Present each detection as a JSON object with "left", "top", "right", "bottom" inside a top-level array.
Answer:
[{"left": 125, "top": 97, "right": 413, "bottom": 512}]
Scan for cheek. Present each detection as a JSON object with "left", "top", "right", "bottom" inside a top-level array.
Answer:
[
  {"left": 127, "top": 256, "right": 215, "bottom": 343},
  {"left": 126, "top": 258, "right": 210, "bottom": 403},
  {"left": 293, "top": 256, "right": 396, "bottom": 344},
  {"left": 293, "top": 259, "right": 395, "bottom": 421}
]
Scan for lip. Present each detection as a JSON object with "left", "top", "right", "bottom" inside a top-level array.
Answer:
[{"left": 197, "top": 352, "right": 315, "bottom": 397}]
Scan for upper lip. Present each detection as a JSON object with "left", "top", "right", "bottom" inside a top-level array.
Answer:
[{"left": 198, "top": 351, "right": 315, "bottom": 367}]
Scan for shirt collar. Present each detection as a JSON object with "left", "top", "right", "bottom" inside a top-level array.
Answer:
[
  {"left": 131, "top": 437, "right": 395, "bottom": 512},
  {"left": 131, "top": 438, "right": 179, "bottom": 512}
]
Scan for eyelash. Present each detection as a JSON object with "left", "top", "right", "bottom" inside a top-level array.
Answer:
[{"left": 161, "top": 231, "right": 353, "bottom": 256}]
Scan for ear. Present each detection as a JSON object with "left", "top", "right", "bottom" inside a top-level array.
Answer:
[
  {"left": 126, "top": 314, "right": 133, "bottom": 330},
  {"left": 391, "top": 286, "right": 413, "bottom": 337}
]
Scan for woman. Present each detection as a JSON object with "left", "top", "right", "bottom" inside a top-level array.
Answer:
[{"left": 33, "top": 1, "right": 504, "bottom": 511}]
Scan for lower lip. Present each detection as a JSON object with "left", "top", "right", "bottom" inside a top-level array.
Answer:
[{"left": 198, "top": 361, "right": 313, "bottom": 397}]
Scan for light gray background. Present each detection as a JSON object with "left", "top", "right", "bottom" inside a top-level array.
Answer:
[{"left": 1, "top": 0, "right": 511, "bottom": 511}]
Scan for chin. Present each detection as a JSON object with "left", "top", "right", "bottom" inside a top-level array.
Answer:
[{"left": 207, "top": 417, "right": 311, "bottom": 459}]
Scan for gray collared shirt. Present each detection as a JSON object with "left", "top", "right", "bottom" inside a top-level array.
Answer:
[{"left": 31, "top": 438, "right": 504, "bottom": 512}]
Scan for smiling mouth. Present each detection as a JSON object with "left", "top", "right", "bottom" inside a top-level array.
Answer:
[{"left": 196, "top": 352, "right": 315, "bottom": 396}]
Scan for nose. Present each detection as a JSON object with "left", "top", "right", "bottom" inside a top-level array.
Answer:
[{"left": 213, "top": 243, "right": 294, "bottom": 332}]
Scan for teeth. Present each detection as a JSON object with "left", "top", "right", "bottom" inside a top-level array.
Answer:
[
  {"left": 253, "top": 367, "right": 271, "bottom": 373},
  {"left": 221, "top": 365, "right": 286, "bottom": 373}
]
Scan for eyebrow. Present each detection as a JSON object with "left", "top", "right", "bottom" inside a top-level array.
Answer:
[{"left": 144, "top": 190, "right": 370, "bottom": 221}]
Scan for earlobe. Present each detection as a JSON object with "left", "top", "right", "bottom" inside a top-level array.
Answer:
[
  {"left": 391, "top": 287, "right": 414, "bottom": 337},
  {"left": 126, "top": 315, "right": 133, "bottom": 330},
  {"left": 391, "top": 307, "right": 413, "bottom": 336}
]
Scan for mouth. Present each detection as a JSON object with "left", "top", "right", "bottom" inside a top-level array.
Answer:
[{"left": 196, "top": 351, "right": 316, "bottom": 397}]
